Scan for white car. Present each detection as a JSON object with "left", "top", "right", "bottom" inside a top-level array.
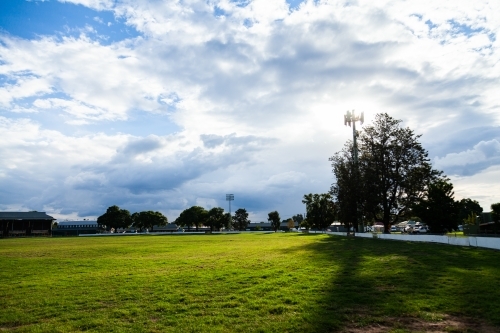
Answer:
[{"left": 417, "top": 226, "right": 428, "bottom": 233}]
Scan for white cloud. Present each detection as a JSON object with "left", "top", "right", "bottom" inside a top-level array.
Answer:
[
  {"left": 451, "top": 165, "right": 500, "bottom": 211},
  {"left": 58, "top": 0, "right": 114, "bottom": 11},
  {"left": 434, "top": 139, "right": 500, "bottom": 170},
  {"left": 34, "top": 97, "right": 124, "bottom": 122}
]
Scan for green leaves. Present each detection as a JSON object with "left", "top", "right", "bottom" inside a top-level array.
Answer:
[
  {"left": 175, "top": 206, "right": 208, "bottom": 231},
  {"left": 132, "top": 211, "right": 168, "bottom": 231},
  {"left": 268, "top": 211, "right": 281, "bottom": 232},
  {"left": 97, "top": 205, "right": 132, "bottom": 231},
  {"left": 233, "top": 208, "right": 250, "bottom": 231},
  {"left": 331, "top": 113, "right": 442, "bottom": 233},
  {"left": 302, "top": 193, "right": 336, "bottom": 230},
  {"left": 207, "top": 207, "right": 226, "bottom": 231},
  {"left": 413, "top": 179, "right": 459, "bottom": 233}
]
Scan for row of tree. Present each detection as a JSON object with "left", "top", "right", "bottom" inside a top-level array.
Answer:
[
  {"left": 326, "top": 113, "right": 496, "bottom": 233},
  {"left": 97, "top": 205, "right": 307, "bottom": 233},
  {"left": 176, "top": 208, "right": 307, "bottom": 232},
  {"left": 174, "top": 206, "right": 233, "bottom": 231},
  {"left": 97, "top": 205, "right": 168, "bottom": 232}
]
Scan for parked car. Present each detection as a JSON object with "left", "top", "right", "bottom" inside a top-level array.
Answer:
[
  {"left": 417, "top": 226, "right": 429, "bottom": 233},
  {"left": 390, "top": 226, "right": 397, "bottom": 232},
  {"left": 404, "top": 225, "right": 413, "bottom": 233}
]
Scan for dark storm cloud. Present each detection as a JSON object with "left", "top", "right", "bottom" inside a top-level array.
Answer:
[{"left": 120, "top": 135, "right": 163, "bottom": 156}]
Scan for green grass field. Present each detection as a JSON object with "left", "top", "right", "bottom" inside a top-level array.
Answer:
[{"left": 1, "top": 233, "right": 499, "bottom": 332}]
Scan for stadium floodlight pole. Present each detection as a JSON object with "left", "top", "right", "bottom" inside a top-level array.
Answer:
[
  {"left": 226, "top": 194, "right": 234, "bottom": 229},
  {"left": 344, "top": 110, "right": 364, "bottom": 235}
]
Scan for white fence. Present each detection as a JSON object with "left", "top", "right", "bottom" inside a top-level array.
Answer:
[
  {"left": 362, "top": 233, "right": 500, "bottom": 250},
  {"left": 305, "top": 230, "right": 500, "bottom": 251}
]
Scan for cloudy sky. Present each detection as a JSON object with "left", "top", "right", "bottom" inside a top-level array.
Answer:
[{"left": 0, "top": 0, "right": 499, "bottom": 222}]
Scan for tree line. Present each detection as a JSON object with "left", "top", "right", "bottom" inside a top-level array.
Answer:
[
  {"left": 302, "top": 113, "right": 499, "bottom": 234},
  {"left": 97, "top": 206, "right": 168, "bottom": 232},
  {"left": 175, "top": 207, "right": 303, "bottom": 232},
  {"left": 97, "top": 205, "right": 310, "bottom": 233}
]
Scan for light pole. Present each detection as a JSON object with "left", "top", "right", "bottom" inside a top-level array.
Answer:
[
  {"left": 344, "top": 110, "right": 364, "bottom": 234},
  {"left": 226, "top": 194, "right": 234, "bottom": 229}
]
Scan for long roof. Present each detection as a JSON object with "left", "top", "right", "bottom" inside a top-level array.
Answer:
[
  {"left": 57, "top": 220, "right": 98, "bottom": 226},
  {"left": 0, "top": 212, "right": 55, "bottom": 220}
]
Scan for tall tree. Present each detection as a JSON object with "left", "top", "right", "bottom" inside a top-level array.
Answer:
[
  {"left": 413, "top": 179, "right": 459, "bottom": 233},
  {"left": 175, "top": 206, "right": 207, "bottom": 231},
  {"left": 302, "top": 193, "right": 336, "bottom": 230},
  {"left": 233, "top": 208, "right": 250, "bottom": 231},
  {"left": 206, "top": 207, "right": 225, "bottom": 231},
  {"left": 330, "top": 141, "right": 360, "bottom": 233},
  {"left": 223, "top": 213, "right": 232, "bottom": 230},
  {"left": 268, "top": 211, "right": 281, "bottom": 232},
  {"left": 458, "top": 198, "right": 483, "bottom": 224},
  {"left": 488, "top": 203, "right": 500, "bottom": 234},
  {"left": 491, "top": 203, "right": 500, "bottom": 222},
  {"left": 358, "top": 113, "right": 440, "bottom": 233},
  {"left": 97, "top": 205, "right": 132, "bottom": 231},
  {"left": 300, "top": 218, "right": 312, "bottom": 230},
  {"left": 132, "top": 211, "right": 168, "bottom": 232},
  {"left": 292, "top": 214, "right": 304, "bottom": 225}
]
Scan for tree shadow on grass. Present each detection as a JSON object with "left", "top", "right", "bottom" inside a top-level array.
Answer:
[{"left": 283, "top": 235, "right": 500, "bottom": 332}]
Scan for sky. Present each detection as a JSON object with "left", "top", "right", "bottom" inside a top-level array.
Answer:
[{"left": 0, "top": 0, "right": 499, "bottom": 222}]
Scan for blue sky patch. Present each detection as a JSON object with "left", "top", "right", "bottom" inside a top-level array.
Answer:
[
  {"left": 286, "top": 0, "right": 305, "bottom": 10},
  {"left": 213, "top": 6, "right": 227, "bottom": 17},
  {"left": 448, "top": 20, "right": 484, "bottom": 37},
  {"left": 424, "top": 19, "right": 438, "bottom": 30},
  {"left": 0, "top": 0, "right": 140, "bottom": 43}
]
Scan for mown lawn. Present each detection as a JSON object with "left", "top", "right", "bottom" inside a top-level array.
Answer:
[{"left": 1, "top": 233, "right": 499, "bottom": 332}]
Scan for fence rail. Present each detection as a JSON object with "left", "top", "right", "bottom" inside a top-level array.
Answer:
[{"left": 317, "top": 231, "right": 500, "bottom": 251}]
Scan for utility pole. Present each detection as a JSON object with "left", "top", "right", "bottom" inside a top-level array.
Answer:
[
  {"left": 226, "top": 194, "right": 234, "bottom": 230},
  {"left": 344, "top": 110, "right": 364, "bottom": 234}
]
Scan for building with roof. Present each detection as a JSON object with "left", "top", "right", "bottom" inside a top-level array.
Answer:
[
  {"left": 0, "top": 212, "right": 55, "bottom": 237},
  {"left": 246, "top": 221, "right": 300, "bottom": 231},
  {"left": 52, "top": 220, "right": 103, "bottom": 236}
]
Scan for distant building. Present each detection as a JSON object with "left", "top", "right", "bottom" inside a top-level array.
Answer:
[
  {"left": 115, "top": 223, "right": 185, "bottom": 233},
  {"left": 147, "top": 224, "right": 184, "bottom": 232},
  {"left": 246, "top": 221, "right": 300, "bottom": 231},
  {"left": 0, "top": 212, "right": 55, "bottom": 237},
  {"left": 52, "top": 220, "right": 102, "bottom": 236}
]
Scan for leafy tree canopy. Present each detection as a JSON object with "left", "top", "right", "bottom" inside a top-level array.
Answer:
[
  {"left": 491, "top": 203, "right": 500, "bottom": 222},
  {"left": 175, "top": 206, "right": 207, "bottom": 231},
  {"left": 132, "top": 211, "right": 168, "bottom": 231},
  {"left": 413, "top": 179, "right": 459, "bottom": 233},
  {"left": 302, "top": 193, "right": 336, "bottom": 230},
  {"left": 331, "top": 113, "right": 442, "bottom": 233},
  {"left": 268, "top": 211, "right": 281, "bottom": 232},
  {"left": 292, "top": 214, "right": 304, "bottom": 224},
  {"left": 97, "top": 205, "right": 132, "bottom": 231},
  {"left": 233, "top": 208, "right": 250, "bottom": 231},
  {"left": 206, "top": 207, "right": 226, "bottom": 231},
  {"left": 458, "top": 198, "right": 483, "bottom": 223}
]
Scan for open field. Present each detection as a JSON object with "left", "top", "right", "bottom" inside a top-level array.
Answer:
[{"left": 1, "top": 234, "right": 500, "bottom": 333}]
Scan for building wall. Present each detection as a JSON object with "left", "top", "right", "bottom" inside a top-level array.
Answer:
[{"left": 0, "top": 219, "right": 52, "bottom": 237}]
